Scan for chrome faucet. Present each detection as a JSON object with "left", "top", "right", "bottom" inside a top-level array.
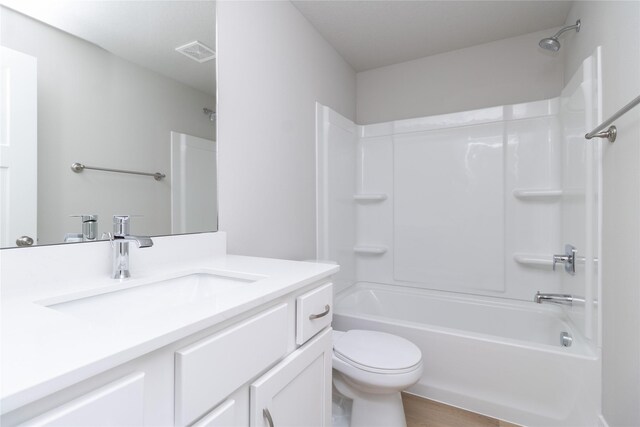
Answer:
[
  {"left": 534, "top": 291, "right": 584, "bottom": 306},
  {"left": 78, "top": 214, "right": 99, "bottom": 241},
  {"left": 64, "top": 214, "right": 99, "bottom": 243},
  {"left": 109, "top": 215, "right": 153, "bottom": 279},
  {"left": 553, "top": 244, "right": 577, "bottom": 275}
]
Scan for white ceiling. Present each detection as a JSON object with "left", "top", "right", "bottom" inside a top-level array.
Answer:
[
  {"left": 1, "top": 0, "right": 216, "bottom": 96},
  {"left": 2, "top": 1, "right": 573, "bottom": 92},
  {"left": 292, "top": 1, "right": 573, "bottom": 72}
]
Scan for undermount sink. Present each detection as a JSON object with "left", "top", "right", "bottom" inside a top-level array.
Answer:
[{"left": 43, "top": 271, "right": 264, "bottom": 323}]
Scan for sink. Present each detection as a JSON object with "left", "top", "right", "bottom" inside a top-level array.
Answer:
[{"left": 44, "top": 271, "right": 263, "bottom": 323}]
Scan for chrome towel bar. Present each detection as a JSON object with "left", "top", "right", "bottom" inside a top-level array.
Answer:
[
  {"left": 585, "top": 94, "right": 640, "bottom": 142},
  {"left": 71, "top": 162, "right": 166, "bottom": 181}
]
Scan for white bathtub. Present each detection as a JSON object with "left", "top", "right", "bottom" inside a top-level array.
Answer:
[{"left": 333, "top": 282, "right": 600, "bottom": 427}]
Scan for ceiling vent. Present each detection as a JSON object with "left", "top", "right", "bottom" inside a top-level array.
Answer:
[{"left": 175, "top": 41, "right": 216, "bottom": 63}]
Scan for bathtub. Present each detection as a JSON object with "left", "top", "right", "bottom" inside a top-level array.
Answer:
[{"left": 333, "top": 282, "right": 600, "bottom": 427}]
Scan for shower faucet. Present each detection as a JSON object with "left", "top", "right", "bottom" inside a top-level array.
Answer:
[{"left": 552, "top": 244, "right": 577, "bottom": 275}]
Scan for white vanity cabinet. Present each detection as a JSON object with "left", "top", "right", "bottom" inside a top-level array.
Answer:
[
  {"left": 178, "top": 282, "right": 334, "bottom": 427},
  {"left": 3, "top": 280, "right": 334, "bottom": 427}
]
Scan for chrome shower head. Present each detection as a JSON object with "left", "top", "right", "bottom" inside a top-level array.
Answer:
[
  {"left": 539, "top": 37, "right": 561, "bottom": 52},
  {"left": 539, "top": 19, "right": 581, "bottom": 52}
]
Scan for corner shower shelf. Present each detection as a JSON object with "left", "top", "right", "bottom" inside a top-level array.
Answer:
[
  {"left": 353, "top": 194, "right": 388, "bottom": 202},
  {"left": 513, "top": 253, "right": 553, "bottom": 268},
  {"left": 353, "top": 246, "right": 387, "bottom": 255},
  {"left": 512, "top": 189, "right": 563, "bottom": 200}
]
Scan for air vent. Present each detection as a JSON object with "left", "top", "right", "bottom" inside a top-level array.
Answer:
[{"left": 175, "top": 41, "right": 216, "bottom": 63}]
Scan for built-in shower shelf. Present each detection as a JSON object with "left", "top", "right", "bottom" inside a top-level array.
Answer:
[
  {"left": 512, "top": 189, "right": 563, "bottom": 200},
  {"left": 353, "top": 194, "right": 388, "bottom": 202},
  {"left": 353, "top": 246, "right": 387, "bottom": 255},
  {"left": 513, "top": 253, "right": 553, "bottom": 268}
]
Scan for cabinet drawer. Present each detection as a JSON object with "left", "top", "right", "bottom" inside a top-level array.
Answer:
[
  {"left": 192, "top": 399, "right": 236, "bottom": 427},
  {"left": 19, "top": 373, "right": 144, "bottom": 427},
  {"left": 296, "top": 283, "right": 333, "bottom": 345},
  {"left": 175, "top": 304, "right": 288, "bottom": 426}
]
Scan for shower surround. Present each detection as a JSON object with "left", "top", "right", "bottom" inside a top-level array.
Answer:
[{"left": 317, "top": 51, "right": 602, "bottom": 425}]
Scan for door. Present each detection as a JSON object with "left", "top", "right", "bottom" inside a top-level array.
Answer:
[
  {"left": 170, "top": 131, "right": 217, "bottom": 233},
  {"left": 250, "top": 328, "right": 332, "bottom": 427},
  {"left": 0, "top": 46, "right": 38, "bottom": 247}
]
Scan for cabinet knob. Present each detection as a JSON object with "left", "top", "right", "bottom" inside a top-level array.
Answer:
[{"left": 263, "top": 408, "right": 275, "bottom": 427}]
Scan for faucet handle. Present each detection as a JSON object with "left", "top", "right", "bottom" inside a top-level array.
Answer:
[
  {"left": 71, "top": 214, "right": 98, "bottom": 221},
  {"left": 552, "top": 244, "right": 577, "bottom": 275},
  {"left": 112, "top": 215, "right": 130, "bottom": 236},
  {"left": 552, "top": 255, "right": 568, "bottom": 271},
  {"left": 71, "top": 214, "right": 98, "bottom": 241},
  {"left": 112, "top": 215, "right": 145, "bottom": 236}
]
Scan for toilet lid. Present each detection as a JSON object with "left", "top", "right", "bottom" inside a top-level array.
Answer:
[{"left": 333, "top": 330, "right": 422, "bottom": 372}]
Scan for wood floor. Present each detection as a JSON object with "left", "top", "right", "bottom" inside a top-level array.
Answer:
[{"left": 402, "top": 393, "right": 519, "bottom": 427}]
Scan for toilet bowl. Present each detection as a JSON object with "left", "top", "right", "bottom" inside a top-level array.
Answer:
[{"left": 332, "top": 329, "right": 423, "bottom": 427}]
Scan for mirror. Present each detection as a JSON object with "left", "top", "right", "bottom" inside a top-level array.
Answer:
[{"left": 0, "top": 0, "right": 217, "bottom": 248}]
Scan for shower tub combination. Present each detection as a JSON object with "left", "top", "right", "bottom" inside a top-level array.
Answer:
[
  {"left": 333, "top": 282, "right": 600, "bottom": 427},
  {"left": 318, "top": 52, "right": 603, "bottom": 425}
]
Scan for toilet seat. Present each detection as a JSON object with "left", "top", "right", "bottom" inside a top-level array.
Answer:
[
  {"left": 333, "top": 330, "right": 422, "bottom": 374},
  {"left": 333, "top": 355, "right": 423, "bottom": 393}
]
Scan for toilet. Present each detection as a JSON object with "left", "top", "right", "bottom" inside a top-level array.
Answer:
[{"left": 332, "top": 329, "right": 423, "bottom": 427}]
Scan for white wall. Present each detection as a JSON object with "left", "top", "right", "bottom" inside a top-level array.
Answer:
[
  {"left": 561, "top": 2, "right": 640, "bottom": 425},
  {"left": 356, "top": 28, "right": 565, "bottom": 124},
  {"left": 1, "top": 7, "right": 216, "bottom": 244},
  {"left": 216, "top": 1, "right": 356, "bottom": 260}
]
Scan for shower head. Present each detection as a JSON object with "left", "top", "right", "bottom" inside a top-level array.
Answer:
[
  {"left": 539, "top": 37, "right": 561, "bottom": 52},
  {"left": 539, "top": 19, "right": 581, "bottom": 52}
]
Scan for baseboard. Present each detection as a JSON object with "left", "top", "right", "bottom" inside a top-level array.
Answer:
[{"left": 598, "top": 414, "right": 609, "bottom": 427}]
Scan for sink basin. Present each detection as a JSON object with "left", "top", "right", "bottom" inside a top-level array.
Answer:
[{"left": 44, "top": 271, "right": 263, "bottom": 323}]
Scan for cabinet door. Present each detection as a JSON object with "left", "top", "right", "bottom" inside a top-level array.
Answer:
[
  {"left": 250, "top": 328, "right": 332, "bottom": 427},
  {"left": 19, "top": 373, "right": 144, "bottom": 427}
]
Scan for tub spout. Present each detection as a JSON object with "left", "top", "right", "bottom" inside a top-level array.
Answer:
[{"left": 534, "top": 291, "right": 583, "bottom": 306}]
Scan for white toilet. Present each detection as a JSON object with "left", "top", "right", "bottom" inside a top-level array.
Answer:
[{"left": 332, "top": 329, "right": 423, "bottom": 427}]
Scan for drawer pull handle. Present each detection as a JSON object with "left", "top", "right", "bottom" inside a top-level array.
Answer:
[
  {"left": 263, "top": 408, "right": 275, "bottom": 427},
  {"left": 309, "top": 304, "right": 331, "bottom": 320}
]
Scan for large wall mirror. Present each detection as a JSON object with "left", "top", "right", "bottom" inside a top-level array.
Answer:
[{"left": 0, "top": 0, "right": 217, "bottom": 248}]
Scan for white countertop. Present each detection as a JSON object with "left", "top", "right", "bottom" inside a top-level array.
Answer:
[{"left": 0, "top": 233, "right": 338, "bottom": 414}]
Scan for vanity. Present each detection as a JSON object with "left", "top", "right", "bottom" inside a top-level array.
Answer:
[
  {"left": 1, "top": 3, "right": 335, "bottom": 426},
  {"left": 0, "top": 232, "right": 338, "bottom": 426}
]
